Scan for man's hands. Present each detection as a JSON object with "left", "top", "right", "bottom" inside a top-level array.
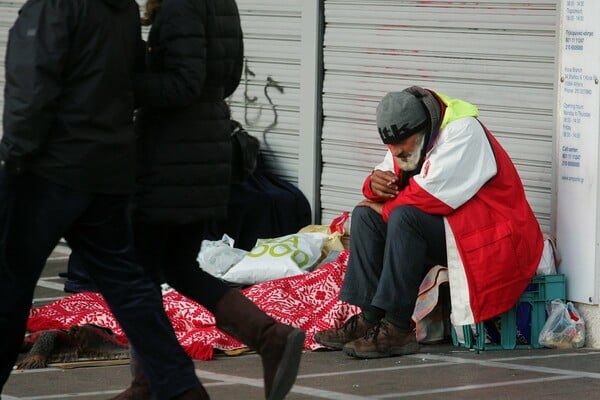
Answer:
[
  {"left": 359, "top": 169, "right": 400, "bottom": 215},
  {"left": 358, "top": 199, "right": 384, "bottom": 215},
  {"left": 369, "top": 169, "right": 399, "bottom": 199}
]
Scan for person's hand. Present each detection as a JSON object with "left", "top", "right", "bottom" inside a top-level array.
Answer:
[
  {"left": 358, "top": 199, "right": 384, "bottom": 215},
  {"left": 369, "top": 169, "right": 399, "bottom": 198}
]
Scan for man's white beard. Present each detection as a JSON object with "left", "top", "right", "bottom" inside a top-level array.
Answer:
[{"left": 395, "top": 133, "right": 425, "bottom": 171}]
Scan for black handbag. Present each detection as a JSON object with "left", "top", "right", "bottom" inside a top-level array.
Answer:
[
  {"left": 230, "top": 119, "right": 260, "bottom": 183},
  {"left": 205, "top": 160, "right": 312, "bottom": 251}
]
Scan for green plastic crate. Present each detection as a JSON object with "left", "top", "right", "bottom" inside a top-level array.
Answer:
[{"left": 451, "top": 274, "right": 566, "bottom": 351}]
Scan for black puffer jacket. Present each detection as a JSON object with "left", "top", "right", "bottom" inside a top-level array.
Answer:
[
  {"left": 134, "top": 0, "right": 243, "bottom": 225},
  {"left": 0, "top": 0, "right": 143, "bottom": 194}
]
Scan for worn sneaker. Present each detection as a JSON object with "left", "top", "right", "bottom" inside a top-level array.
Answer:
[
  {"left": 342, "top": 319, "right": 419, "bottom": 359},
  {"left": 313, "top": 313, "right": 375, "bottom": 350}
]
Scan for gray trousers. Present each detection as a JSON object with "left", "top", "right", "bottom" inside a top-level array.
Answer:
[{"left": 339, "top": 205, "right": 447, "bottom": 323}]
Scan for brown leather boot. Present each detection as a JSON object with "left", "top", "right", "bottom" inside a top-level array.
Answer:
[
  {"left": 313, "top": 313, "right": 374, "bottom": 350},
  {"left": 342, "top": 319, "right": 419, "bottom": 359},
  {"left": 109, "top": 356, "right": 152, "bottom": 400},
  {"left": 214, "top": 289, "right": 305, "bottom": 400}
]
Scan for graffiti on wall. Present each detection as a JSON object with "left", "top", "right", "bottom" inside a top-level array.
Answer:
[{"left": 238, "top": 58, "right": 284, "bottom": 148}]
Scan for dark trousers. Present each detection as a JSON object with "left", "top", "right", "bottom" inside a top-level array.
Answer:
[
  {"left": 0, "top": 172, "right": 199, "bottom": 399},
  {"left": 340, "top": 205, "right": 447, "bottom": 323},
  {"left": 64, "top": 250, "right": 99, "bottom": 293},
  {"left": 125, "top": 221, "right": 232, "bottom": 375},
  {"left": 134, "top": 222, "right": 230, "bottom": 313}
]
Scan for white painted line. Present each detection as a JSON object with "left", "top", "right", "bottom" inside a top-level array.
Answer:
[
  {"left": 410, "top": 353, "right": 600, "bottom": 379},
  {"left": 39, "top": 277, "right": 65, "bottom": 281},
  {"left": 289, "top": 384, "right": 376, "bottom": 400},
  {"left": 491, "top": 351, "right": 600, "bottom": 362},
  {"left": 10, "top": 367, "right": 63, "bottom": 375},
  {"left": 195, "top": 368, "right": 375, "bottom": 400},
  {"left": 3, "top": 390, "right": 122, "bottom": 399},
  {"left": 47, "top": 255, "right": 69, "bottom": 261},
  {"left": 374, "top": 375, "right": 579, "bottom": 398},
  {"left": 32, "top": 296, "right": 67, "bottom": 304},
  {"left": 297, "top": 361, "right": 453, "bottom": 379},
  {"left": 35, "top": 280, "right": 65, "bottom": 291},
  {"left": 52, "top": 244, "right": 71, "bottom": 255},
  {"left": 194, "top": 369, "right": 262, "bottom": 388}
]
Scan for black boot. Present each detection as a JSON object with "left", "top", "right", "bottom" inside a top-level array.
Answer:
[{"left": 214, "top": 289, "right": 305, "bottom": 400}]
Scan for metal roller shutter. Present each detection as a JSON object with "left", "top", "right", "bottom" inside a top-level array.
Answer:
[
  {"left": 229, "top": 0, "right": 304, "bottom": 184},
  {"left": 320, "top": 0, "right": 559, "bottom": 233},
  {"left": 0, "top": 1, "right": 305, "bottom": 186}
]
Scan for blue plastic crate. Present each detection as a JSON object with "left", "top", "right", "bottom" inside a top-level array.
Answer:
[{"left": 451, "top": 274, "right": 566, "bottom": 351}]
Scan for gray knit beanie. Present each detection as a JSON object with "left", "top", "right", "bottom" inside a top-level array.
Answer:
[{"left": 376, "top": 91, "right": 429, "bottom": 144}]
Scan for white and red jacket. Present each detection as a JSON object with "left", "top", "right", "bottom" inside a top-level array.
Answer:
[{"left": 362, "top": 91, "right": 544, "bottom": 325}]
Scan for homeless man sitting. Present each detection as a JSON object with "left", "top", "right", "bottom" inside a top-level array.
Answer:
[{"left": 314, "top": 86, "right": 544, "bottom": 359}]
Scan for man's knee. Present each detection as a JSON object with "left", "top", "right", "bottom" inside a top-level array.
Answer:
[
  {"left": 350, "top": 205, "right": 380, "bottom": 231},
  {"left": 387, "top": 205, "right": 421, "bottom": 227},
  {"left": 351, "top": 205, "right": 375, "bottom": 221},
  {"left": 387, "top": 206, "right": 445, "bottom": 246}
]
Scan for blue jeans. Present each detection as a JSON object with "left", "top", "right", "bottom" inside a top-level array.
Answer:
[{"left": 0, "top": 171, "right": 199, "bottom": 399}]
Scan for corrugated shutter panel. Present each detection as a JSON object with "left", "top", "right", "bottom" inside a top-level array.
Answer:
[
  {"left": 228, "top": 0, "right": 303, "bottom": 184},
  {"left": 320, "top": 0, "right": 558, "bottom": 233}
]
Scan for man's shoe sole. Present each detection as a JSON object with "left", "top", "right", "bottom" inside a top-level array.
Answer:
[
  {"left": 342, "top": 342, "right": 419, "bottom": 359},
  {"left": 268, "top": 328, "right": 305, "bottom": 400},
  {"left": 312, "top": 333, "right": 345, "bottom": 350}
]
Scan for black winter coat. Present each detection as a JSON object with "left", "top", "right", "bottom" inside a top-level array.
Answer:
[
  {"left": 133, "top": 0, "right": 243, "bottom": 225},
  {"left": 0, "top": 0, "right": 143, "bottom": 194}
]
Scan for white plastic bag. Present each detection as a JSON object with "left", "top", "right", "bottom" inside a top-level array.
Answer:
[
  {"left": 538, "top": 299, "right": 585, "bottom": 349},
  {"left": 536, "top": 236, "right": 561, "bottom": 276},
  {"left": 197, "top": 234, "right": 248, "bottom": 278},
  {"left": 222, "top": 232, "right": 328, "bottom": 285}
]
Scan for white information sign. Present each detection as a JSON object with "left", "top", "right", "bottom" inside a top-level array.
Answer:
[{"left": 557, "top": 0, "right": 600, "bottom": 303}]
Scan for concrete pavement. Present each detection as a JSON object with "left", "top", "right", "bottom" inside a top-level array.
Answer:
[{"left": 3, "top": 246, "right": 600, "bottom": 400}]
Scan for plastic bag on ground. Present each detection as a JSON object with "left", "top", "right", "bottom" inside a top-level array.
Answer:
[
  {"left": 197, "top": 234, "right": 248, "bottom": 278},
  {"left": 538, "top": 299, "right": 585, "bottom": 349}
]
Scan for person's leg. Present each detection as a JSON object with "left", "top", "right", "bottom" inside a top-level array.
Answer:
[
  {"left": 65, "top": 195, "right": 203, "bottom": 400},
  {"left": 131, "top": 221, "right": 170, "bottom": 286},
  {"left": 64, "top": 251, "right": 99, "bottom": 293},
  {"left": 313, "top": 205, "right": 385, "bottom": 349},
  {"left": 135, "top": 222, "right": 230, "bottom": 311},
  {"left": 213, "top": 288, "right": 305, "bottom": 400},
  {"left": 0, "top": 173, "right": 91, "bottom": 389},
  {"left": 136, "top": 222, "right": 305, "bottom": 400},
  {"left": 343, "top": 205, "right": 446, "bottom": 359},
  {"left": 339, "top": 205, "right": 388, "bottom": 309},
  {"left": 372, "top": 205, "right": 447, "bottom": 326},
  {"left": 109, "top": 347, "right": 152, "bottom": 400}
]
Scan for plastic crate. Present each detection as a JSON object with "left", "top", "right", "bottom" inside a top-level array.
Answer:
[{"left": 451, "top": 274, "right": 566, "bottom": 351}]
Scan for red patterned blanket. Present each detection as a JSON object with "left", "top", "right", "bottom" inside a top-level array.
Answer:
[{"left": 27, "top": 250, "right": 359, "bottom": 360}]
